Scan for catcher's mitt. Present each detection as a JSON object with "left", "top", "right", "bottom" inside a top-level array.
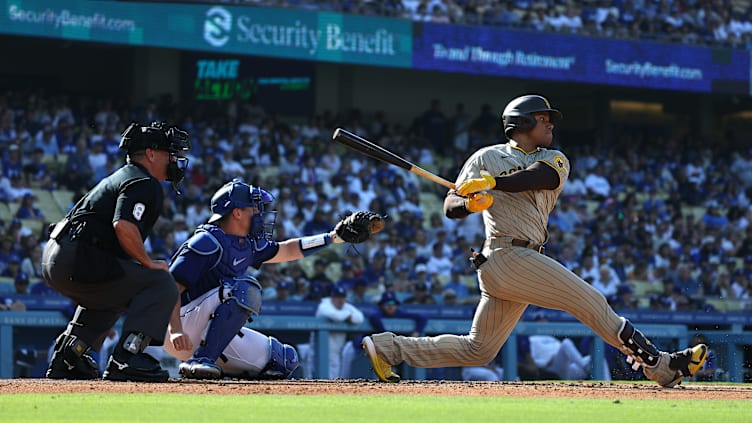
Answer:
[{"left": 333, "top": 211, "right": 387, "bottom": 243}]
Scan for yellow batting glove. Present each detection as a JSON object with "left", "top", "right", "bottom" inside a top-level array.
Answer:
[
  {"left": 456, "top": 170, "right": 496, "bottom": 196},
  {"left": 465, "top": 191, "right": 494, "bottom": 213}
]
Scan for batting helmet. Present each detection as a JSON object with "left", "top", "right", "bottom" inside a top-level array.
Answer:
[{"left": 501, "top": 95, "right": 562, "bottom": 139}]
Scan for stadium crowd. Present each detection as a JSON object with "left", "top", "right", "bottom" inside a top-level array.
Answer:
[
  {"left": 0, "top": 89, "right": 750, "bottom": 317},
  {"left": 159, "top": 0, "right": 752, "bottom": 49}
]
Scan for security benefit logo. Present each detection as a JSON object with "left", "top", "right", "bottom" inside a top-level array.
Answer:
[{"left": 204, "top": 7, "right": 232, "bottom": 48}]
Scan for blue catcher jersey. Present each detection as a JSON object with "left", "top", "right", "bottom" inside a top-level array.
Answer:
[{"left": 170, "top": 224, "right": 279, "bottom": 304}]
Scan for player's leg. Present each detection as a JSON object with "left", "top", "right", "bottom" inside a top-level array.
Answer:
[
  {"left": 47, "top": 305, "right": 116, "bottom": 379},
  {"left": 161, "top": 290, "right": 218, "bottom": 362},
  {"left": 219, "top": 327, "right": 299, "bottom": 379},
  {"left": 487, "top": 249, "right": 707, "bottom": 387},
  {"left": 368, "top": 293, "right": 527, "bottom": 370},
  {"left": 103, "top": 262, "right": 178, "bottom": 382},
  {"left": 178, "top": 276, "right": 262, "bottom": 379}
]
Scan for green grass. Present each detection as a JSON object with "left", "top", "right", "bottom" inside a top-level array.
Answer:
[{"left": 0, "top": 394, "right": 750, "bottom": 423}]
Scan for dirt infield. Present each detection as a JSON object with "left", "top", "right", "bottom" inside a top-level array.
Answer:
[{"left": 2, "top": 378, "right": 751, "bottom": 400}]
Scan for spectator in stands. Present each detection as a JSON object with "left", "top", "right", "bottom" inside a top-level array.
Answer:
[
  {"left": 730, "top": 270, "right": 750, "bottom": 301},
  {"left": 313, "top": 286, "right": 365, "bottom": 378},
  {"left": 87, "top": 140, "right": 108, "bottom": 178},
  {"left": 361, "top": 251, "right": 388, "bottom": 286},
  {"left": 170, "top": 213, "right": 191, "bottom": 246},
  {"left": 20, "top": 244, "right": 43, "bottom": 282},
  {"left": 402, "top": 281, "right": 436, "bottom": 305},
  {"left": 270, "top": 280, "right": 293, "bottom": 302},
  {"left": 442, "top": 269, "right": 470, "bottom": 303},
  {"left": 1, "top": 254, "right": 23, "bottom": 280},
  {"left": 347, "top": 278, "right": 369, "bottom": 304},
  {"left": 518, "top": 311, "right": 592, "bottom": 381},
  {"left": 2, "top": 144, "right": 23, "bottom": 180},
  {"left": 309, "top": 258, "right": 335, "bottom": 296},
  {"left": 34, "top": 125, "right": 60, "bottom": 157},
  {"left": 149, "top": 227, "right": 178, "bottom": 262},
  {"left": 30, "top": 277, "right": 58, "bottom": 296},
  {"left": 424, "top": 241, "right": 453, "bottom": 276},
  {"left": 24, "top": 147, "right": 54, "bottom": 189},
  {"left": 14, "top": 193, "right": 45, "bottom": 222},
  {"left": 61, "top": 135, "right": 94, "bottom": 190},
  {"left": 610, "top": 284, "right": 637, "bottom": 310},
  {"left": 583, "top": 164, "right": 611, "bottom": 200},
  {"left": 672, "top": 263, "right": 700, "bottom": 297},
  {"left": 13, "top": 271, "right": 29, "bottom": 295}
]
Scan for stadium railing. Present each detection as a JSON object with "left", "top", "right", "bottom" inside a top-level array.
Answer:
[{"left": 2, "top": 311, "right": 749, "bottom": 382}]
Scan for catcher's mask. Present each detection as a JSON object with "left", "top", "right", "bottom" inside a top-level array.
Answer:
[
  {"left": 120, "top": 121, "right": 191, "bottom": 193},
  {"left": 501, "top": 94, "right": 562, "bottom": 139},
  {"left": 208, "top": 179, "right": 277, "bottom": 241}
]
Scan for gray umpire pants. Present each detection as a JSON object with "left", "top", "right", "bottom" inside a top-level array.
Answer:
[{"left": 41, "top": 236, "right": 178, "bottom": 351}]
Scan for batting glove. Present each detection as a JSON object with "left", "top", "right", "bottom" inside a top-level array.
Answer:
[
  {"left": 457, "top": 170, "right": 496, "bottom": 196},
  {"left": 465, "top": 191, "right": 494, "bottom": 213}
]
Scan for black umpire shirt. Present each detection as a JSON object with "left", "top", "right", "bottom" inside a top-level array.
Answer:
[{"left": 68, "top": 162, "right": 164, "bottom": 259}]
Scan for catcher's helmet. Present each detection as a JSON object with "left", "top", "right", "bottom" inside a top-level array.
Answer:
[
  {"left": 501, "top": 95, "right": 562, "bottom": 139},
  {"left": 208, "top": 179, "right": 274, "bottom": 224}
]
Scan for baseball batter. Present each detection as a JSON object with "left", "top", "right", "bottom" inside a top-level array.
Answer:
[{"left": 362, "top": 94, "right": 707, "bottom": 387}]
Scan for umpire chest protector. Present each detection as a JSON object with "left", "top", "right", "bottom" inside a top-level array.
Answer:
[{"left": 181, "top": 224, "right": 277, "bottom": 300}]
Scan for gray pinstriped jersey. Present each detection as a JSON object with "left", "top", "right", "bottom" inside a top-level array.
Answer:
[{"left": 455, "top": 143, "right": 570, "bottom": 244}]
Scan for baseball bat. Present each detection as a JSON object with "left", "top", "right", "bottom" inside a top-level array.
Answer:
[{"left": 332, "top": 128, "right": 456, "bottom": 190}]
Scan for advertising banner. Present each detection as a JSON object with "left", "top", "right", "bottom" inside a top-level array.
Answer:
[
  {"left": 413, "top": 23, "right": 750, "bottom": 95},
  {"left": 1, "top": 0, "right": 413, "bottom": 67},
  {"left": 2, "top": 1, "right": 749, "bottom": 94}
]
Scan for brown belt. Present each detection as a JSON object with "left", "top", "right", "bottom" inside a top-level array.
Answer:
[{"left": 486, "top": 237, "right": 545, "bottom": 254}]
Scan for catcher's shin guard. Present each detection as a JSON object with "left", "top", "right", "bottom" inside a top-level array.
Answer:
[
  {"left": 258, "top": 337, "right": 299, "bottom": 379},
  {"left": 617, "top": 317, "right": 661, "bottom": 370}
]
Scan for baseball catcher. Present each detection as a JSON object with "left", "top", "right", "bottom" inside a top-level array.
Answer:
[{"left": 162, "top": 178, "right": 386, "bottom": 379}]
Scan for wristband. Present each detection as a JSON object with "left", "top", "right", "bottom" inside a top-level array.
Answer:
[{"left": 299, "top": 233, "right": 332, "bottom": 257}]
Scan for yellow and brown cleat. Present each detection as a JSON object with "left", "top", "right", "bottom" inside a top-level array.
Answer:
[
  {"left": 645, "top": 344, "right": 709, "bottom": 388},
  {"left": 361, "top": 336, "right": 400, "bottom": 383}
]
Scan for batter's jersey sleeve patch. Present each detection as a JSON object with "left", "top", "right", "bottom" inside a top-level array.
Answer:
[{"left": 553, "top": 155, "right": 566, "bottom": 173}]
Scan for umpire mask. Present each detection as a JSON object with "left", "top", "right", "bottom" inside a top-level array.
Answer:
[
  {"left": 163, "top": 126, "right": 191, "bottom": 194},
  {"left": 120, "top": 122, "right": 192, "bottom": 194}
]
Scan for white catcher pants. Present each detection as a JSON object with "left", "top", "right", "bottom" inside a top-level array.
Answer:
[{"left": 161, "top": 287, "right": 271, "bottom": 377}]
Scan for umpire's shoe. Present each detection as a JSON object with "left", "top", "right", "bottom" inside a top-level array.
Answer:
[
  {"left": 179, "top": 357, "right": 223, "bottom": 380},
  {"left": 643, "top": 344, "right": 708, "bottom": 388},
  {"left": 362, "top": 336, "right": 400, "bottom": 383},
  {"left": 103, "top": 352, "right": 169, "bottom": 382},
  {"left": 46, "top": 334, "right": 99, "bottom": 380}
]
